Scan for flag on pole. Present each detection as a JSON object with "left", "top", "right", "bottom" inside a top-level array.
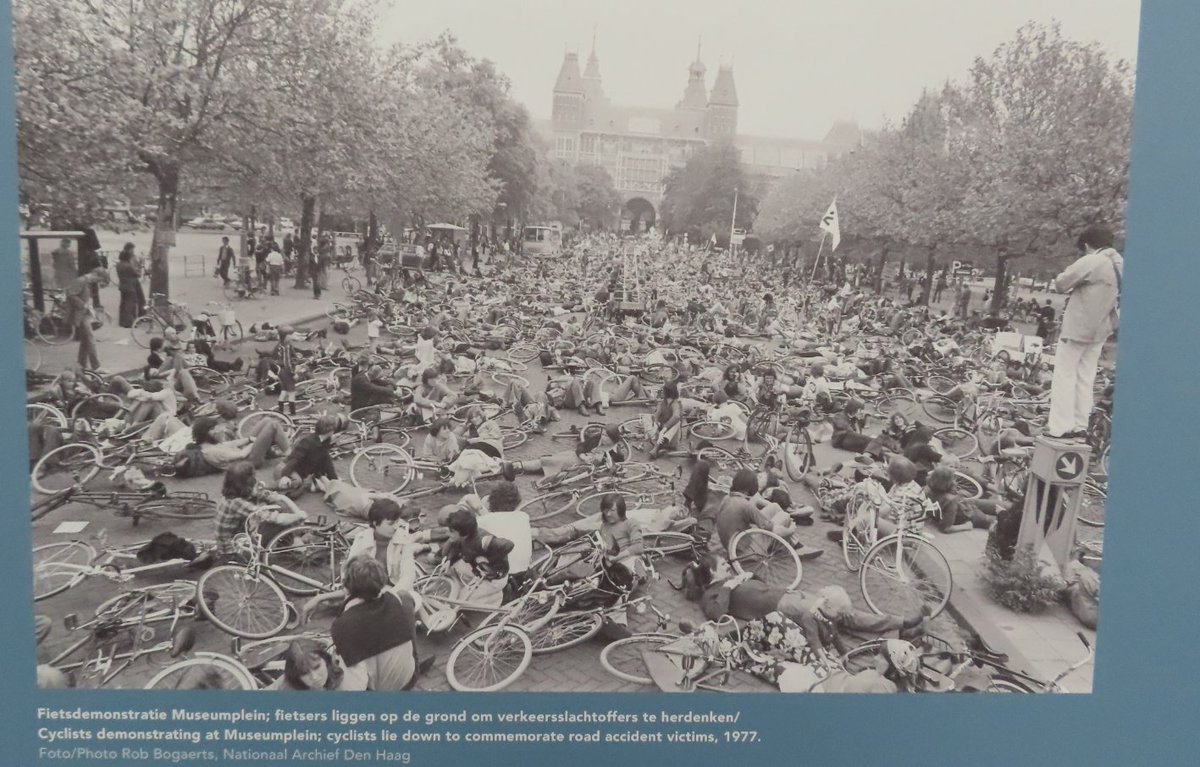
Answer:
[{"left": 819, "top": 198, "right": 841, "bottom": 251}]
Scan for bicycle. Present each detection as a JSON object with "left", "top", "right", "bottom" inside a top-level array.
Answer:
[
  {"left": 131, "top": 293, "right": 193, "bottom": 348},
  {"left": 45, "top": 581, "right": 198, "bottom": 688},
  {"left": 198, "top": 301, "right": 244, "bottom": 346},
  {"left": 32, "top": 529, "right": 213, "bottom": 601},
  {"left": 599, "top": 615, "right": 790, "bottom": 692},
  {"left": 851, "top": 494, "right": 954, "bottom": 619},
  {"left": 194, "top": 514, "right": 340, "bottom": 639},
  {"left": 223, "top": 273, "right": 268, "bottom": 302},
  {"left": 30, "top": 484, "right": 214, "bottom": 525}
]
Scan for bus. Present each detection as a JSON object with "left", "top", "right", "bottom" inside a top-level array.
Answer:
[{"left": 523, "top": 224, "right": 563, "bottom": 257}]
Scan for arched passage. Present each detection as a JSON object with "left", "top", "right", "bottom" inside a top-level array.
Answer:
[{"left": 621, "top": 198, "right": 656, "bottom": 233}]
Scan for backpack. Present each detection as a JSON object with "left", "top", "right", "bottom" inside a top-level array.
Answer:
[{"left": 172, "top": 443, "right": 213, "bottom": 479}]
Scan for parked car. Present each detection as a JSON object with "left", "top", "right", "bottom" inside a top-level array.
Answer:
[
  {"left": 184, "top": 217, "right": 229, "bottom": 230},
  {"left": 277, "top": 217, "right": 295, "bottom": 231}
]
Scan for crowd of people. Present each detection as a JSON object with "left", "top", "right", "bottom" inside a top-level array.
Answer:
[{"left": 29, "top": 221, "right": 1118, "bottom": 693}]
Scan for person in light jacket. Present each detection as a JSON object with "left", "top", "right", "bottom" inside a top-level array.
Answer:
[{"left": 1046, "top": 225, "right": 1123, "bottom": 439}]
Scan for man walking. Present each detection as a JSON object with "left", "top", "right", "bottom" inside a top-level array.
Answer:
[
  {"left": 216, "top": 237, "right": 235, "bottom": 287},
  {"left": 65, "top": 268, "right": 109, "bottom": 370},
  {"left": 1046, "top": 225, "right": 1123, "bottom": 440},
  {"left": 266, "top": 246, "right": 285, "bottom": 295}
]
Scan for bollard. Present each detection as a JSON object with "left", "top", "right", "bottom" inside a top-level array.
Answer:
[{"left": 1017, "top": 437, "right": 1093, "bottom": 576}]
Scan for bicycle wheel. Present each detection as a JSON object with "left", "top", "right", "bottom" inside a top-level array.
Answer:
[
  {"left": 599, "top": 634, "right": 677, "bottom": 685},
  {"left": 859, "top": 536, "right": 953, "bottom": 619},
  {"left": 926, "top": 375, "right": 957, "bottom": 395},
  {"left": 414, "top": 574, "right": 459, "bottom": 607},
  {"left": 505, "top": 344, "right": 541, "bottom": 364},
  {"left": 94, "top": 581, "right": 197, "bottom": 621},
  {"left": 518, "top": 490, "right": 578, "bottom": 523},
  {"left": 350, "top": 443, "right": 418, "bottom": 494},
  {"left": 529, "top": 612, "right": 604, "bottom": 655},
  {"left": 144, "top": 654, "right": 258, "bottom": 690},
  {"left": 643, "top": 531, "right": 698, "bottom": 558},
  {"left": 873, "top": 389, "right": 918, "bottom": 419},
  {"left": 696, "top": 445, "right": 745, "bottom": 473},
  {"left": 689, "top": 420, "right": 738, "bottom": 441},
  {"left": 32, "top": 443, "right": 102, "bottom": 495},
  {"left": 642, "top": 363, "right": 681, "bottom": 386},
  {"left": 33, "top": 540, "right": 96, "bottom": 601},
  {"left": 500, "top": 428, "right": 528, "bottom": 452},
  {"left": 729, "top": 529, "right": 802, "bottom": 591},
  {"left": 445, "top": 624, "right": 533, "bottom": 692},
  {"left": 921, "top": 394, "right": 959, "bottom": 425},
  {"left": 27, "top": 403, "right": 67, "bottom": 430},
  {"left": 490, "top": 371, "right": 529, "bottom": 389},
  {"left": 134, "top": 497, "right": 218, "bottom": 520},
  {"left": 842, "top": 497, "right": 879, "bottom": 573},
  {"left": 265, "top": 524, "right": 349, "bottom": 596},
  {"left": 839, "top": 638, "right": 890, "bottom": 675},
  {"left": 36, "top": 313, "right": 73, "bottom": 345},
  {"left": 781, "top": 421, "right": 814, "bottom": 481},
  {"left": 1076, "top": 482, "right": 1107, "bottom": 528},
  {"left": 987, "top": 675, "right": 1037, "bottom": 693},
  {"left": 574, "top": 488, "right": 670, "bottom": 519},
  {"left": 130, "top": 315, "right": 160, "bottom": 348},
  {"left": 189, "top": 367, "right": 230, "bottom": 396},
  {"left": 953, "top": 471, "right": 985, "bottom": 501},
  {"left": 342, "top": 276, "right": 362, "bottom": 294},
  {"left": 219, "top": 321, "right": 244, "bottom": 345},
  {"left": 237, "top": 409, "right": 294, "bottom": 439},
  {"left": 196, "top": 566, "right": 291, "bottom": 639},
  {"left": 934, "top": 427, "right": 979, "bottom": 460}
]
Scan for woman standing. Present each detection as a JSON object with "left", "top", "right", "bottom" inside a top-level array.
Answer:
[{"left": 116, "top": 244, "right": 142, "bottom": 328}]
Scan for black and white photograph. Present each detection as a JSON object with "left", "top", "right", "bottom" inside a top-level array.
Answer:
[{"left": 17, "top": 0, "right": 1136, "bottom": 693}]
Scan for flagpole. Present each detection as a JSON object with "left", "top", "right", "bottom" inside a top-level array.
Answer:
[
  {"left": 811, "top": 231, "right": 828, "bottom": 281},
  {"left": 729, "top": 187, "right": 739, "bottom": 256}
]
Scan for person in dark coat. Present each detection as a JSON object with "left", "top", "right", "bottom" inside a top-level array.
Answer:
[{"left": 115, "top": 244, "right": 142, "bottom": 327}]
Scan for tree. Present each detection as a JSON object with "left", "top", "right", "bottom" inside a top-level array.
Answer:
[
  {"left": 415, "top": 36, "right": 541, "bottom": 225},
  {"left": 943, "top": 21, "right": 1134, "bottom": 311},
  {"left": 574, "top": 164, "right": 622, "bottom": 230},
  {"left": 14, "top": 1, "right": 141, "bottom": 219},
  {"left": 660, "top": 142, "right": 756, "bottom": 245}
]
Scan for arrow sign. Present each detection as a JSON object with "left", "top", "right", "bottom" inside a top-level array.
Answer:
[{"left": 1055, "top": 452, "right": 1084, "bottom": 481}]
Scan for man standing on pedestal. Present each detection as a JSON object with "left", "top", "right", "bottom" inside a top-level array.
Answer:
[{"left": 1046, "top": 224, "right": 1123, "bottom": 440}]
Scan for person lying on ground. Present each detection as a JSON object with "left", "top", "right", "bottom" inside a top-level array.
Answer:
[
  {"left": 714, "top": 468, "right": 824, "bottom": 560},
  {"left": 276, "top": 413, "right": 341, "bottom": 495},
  {"left": 684, "top": 559, "right": 924, "bottom": 669}
]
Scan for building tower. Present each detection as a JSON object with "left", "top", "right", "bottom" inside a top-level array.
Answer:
[
  {"left": 552, "top": 51, "right": 585, "bottom": 130},
  {"left": 677, "top": 41, "right": 709, "bottom": 111},
  {"left": 581, "top": 30, "right": 605, "bottom": 107},
  {"left": 707, "top": 64, "right": 739, "bottom": 138}
]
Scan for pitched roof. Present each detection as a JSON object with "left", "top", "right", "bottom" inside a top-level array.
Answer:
[
  {"left": 709, "top": 65, "right": 738, "bottom": 107},
  {"left": 554, "top": 52, "right": 583, "bottom": 94}
]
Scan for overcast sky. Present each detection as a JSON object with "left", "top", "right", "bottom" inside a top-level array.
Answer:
[{"left": 379, "top": 0, "right": 1141, "bottom": 139}]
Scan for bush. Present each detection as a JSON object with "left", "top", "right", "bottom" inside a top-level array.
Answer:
[{"left": 981, "top": 545, "right": 1065, "bottom": 613}]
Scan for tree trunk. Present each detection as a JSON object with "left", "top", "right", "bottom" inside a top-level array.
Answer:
[
  {"left": 148, "top": 162, "right": 180, "bottom": 303},
  {"left": 368, "top": 210, "right": 379, "bottom": 247},
  {"left": 990, "top": 253, "right": 1010, "bottom": 314},
  {"left": 295, "top": 193, "right": 315, "bottom": 288},
  {"left": 875, "top": 245, "right": 889, "bottom": 294},
  {"left": 922, "top": 248, "right": 936, "bottom": 305}
]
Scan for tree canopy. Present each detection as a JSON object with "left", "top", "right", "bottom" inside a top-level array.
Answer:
[{"left": 754, "top": 21, "right": 1133, "bottom": 306}]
